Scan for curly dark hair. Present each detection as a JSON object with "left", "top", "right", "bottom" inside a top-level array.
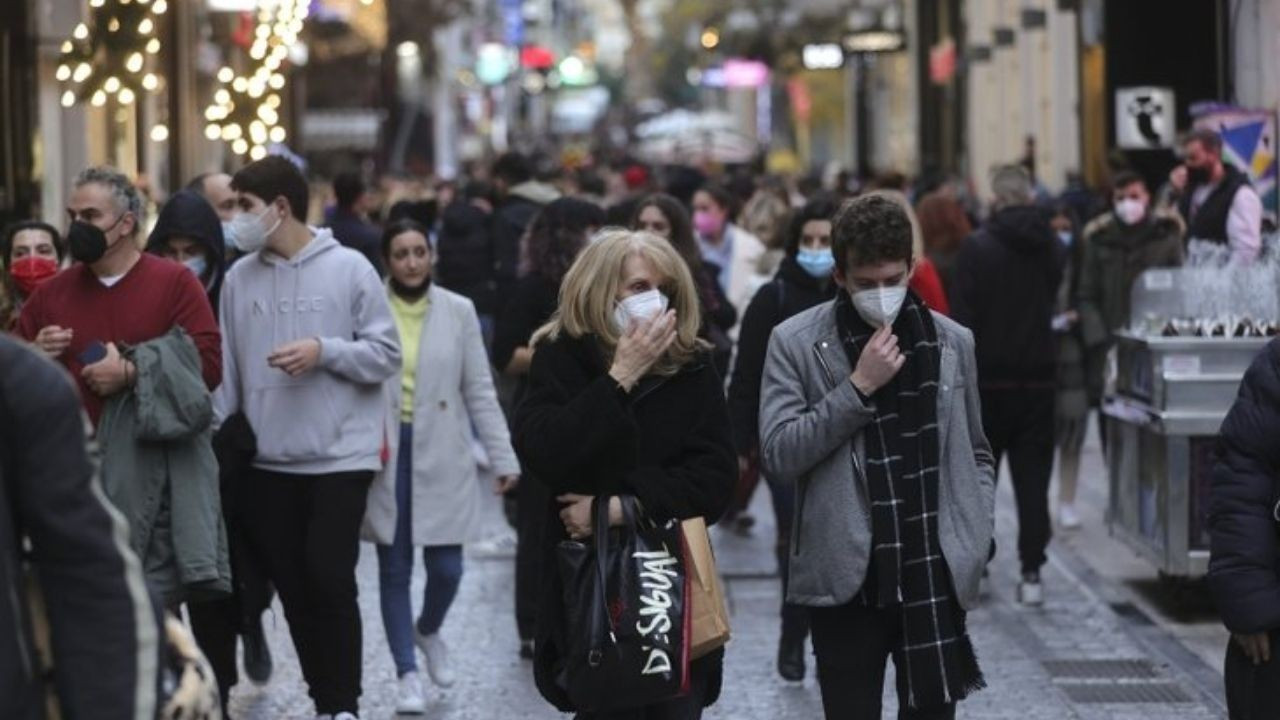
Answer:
[
  {"left": 832, "top": 194, "right": 913, "bottom": 272},
  {"left": 520, "top": 197, "right": 607, "bottom": 283},
  {"left": 631, "top": 194, "right": 700, "bottom": 271}
]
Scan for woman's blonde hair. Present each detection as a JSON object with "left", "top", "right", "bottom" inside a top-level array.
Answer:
[{"left": 531, "top": 228, "right": 707, "bottom": 376}]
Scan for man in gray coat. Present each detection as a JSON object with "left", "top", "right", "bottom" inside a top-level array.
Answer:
[{"left": 759, "top": 194, "right": 996, "bottom": 720}]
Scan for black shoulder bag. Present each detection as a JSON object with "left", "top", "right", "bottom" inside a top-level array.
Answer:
[{"left": 556, "top": 496, "right": 692, "bottom": 712}]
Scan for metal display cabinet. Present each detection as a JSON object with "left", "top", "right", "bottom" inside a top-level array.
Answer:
[{"left": 1104, "top": 332, "right": 1268, "bottom": 578}]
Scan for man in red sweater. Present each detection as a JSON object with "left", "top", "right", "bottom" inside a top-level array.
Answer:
[{"left": 17, "top": 166, "right": 220, "bottom": 423}]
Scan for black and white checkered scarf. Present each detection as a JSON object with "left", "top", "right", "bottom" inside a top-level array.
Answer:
[{"left": 836, "top": 289, "right": 985, "bottom": 709}]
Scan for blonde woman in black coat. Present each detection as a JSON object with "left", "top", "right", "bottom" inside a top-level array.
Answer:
[{"left": 514, "top": 229, "right": 736, "bottom": 720}]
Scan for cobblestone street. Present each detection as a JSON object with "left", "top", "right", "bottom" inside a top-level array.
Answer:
[{"left": 226, "top": 427, "right": 1229, "bottom": 719}]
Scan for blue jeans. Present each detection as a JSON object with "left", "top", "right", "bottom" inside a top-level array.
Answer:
[{"left": 377, "top": 423, "right": 465, "bottom": 677}]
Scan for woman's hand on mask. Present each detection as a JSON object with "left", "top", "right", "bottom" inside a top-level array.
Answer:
[
  {"left": 609, "top": 309, "right": 677, "bottom": 392},
  {"left": 850, "top": 325, "right": 905, "bottom": 397}
]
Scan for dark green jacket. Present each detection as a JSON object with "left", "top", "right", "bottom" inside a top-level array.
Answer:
[
  {"left": 98, "top": 328, "right": 230, "bottom": 605},
  {"left": 1075, "top": 210, "right": 1185, "bottom": 401}
]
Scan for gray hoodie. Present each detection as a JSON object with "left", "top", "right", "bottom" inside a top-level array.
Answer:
[{"left": 214, "top": 228, "right": 401, "bottom": 474}]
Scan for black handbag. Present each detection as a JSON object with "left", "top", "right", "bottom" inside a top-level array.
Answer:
[{"left": 556, "top": 496, "right": 692, "bottom": 713}]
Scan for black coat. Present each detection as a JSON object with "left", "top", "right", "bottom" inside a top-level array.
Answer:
[
  {"left": 727, "top": 256, "right": 837, "bottom": 453},
  {"left": 326, "top": 207, "right": 385, "bottom": 276},
  {"left": 1209, "top": 339, "right": 1280, "bottom": 634},
  {"left": 513, "top": 332, "right": 736, "bottom": 712},
  {"left": 435, "top": 202, "right": 498, "bottom": 316},
  {"left": 949, "top": 204, "right": 1064, "bottom": 387},
  {"left": 0, "top": 337, "right": 162, "bottom": 720}
]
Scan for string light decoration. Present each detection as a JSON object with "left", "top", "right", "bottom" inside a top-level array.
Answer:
[
  {"left": 56, "top": 0, "right": 168, "bottom": 108},
  {"left": 203, "top": 0, "right": 308, "bottom": 160}
]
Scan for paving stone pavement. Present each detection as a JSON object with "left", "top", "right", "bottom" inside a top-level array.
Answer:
[{"left": 224, "top": 465, "right": 1228, "bottom": 720}]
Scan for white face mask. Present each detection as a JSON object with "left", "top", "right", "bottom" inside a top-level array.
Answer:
[
  {"left": 851, "top": 286, "right": 908, "bottom": 328},
  {"left": 228, "top": 205, "right": 282, "bottom": 253},
  {"left": 612, "top": 288, "right": 669, "bottom": 332},
  {"left": 221, "top": 220, "right": 239, "bottom": 250},
  {"left": 1114, "top": 198, "right": 1146, "bottom": 226}
]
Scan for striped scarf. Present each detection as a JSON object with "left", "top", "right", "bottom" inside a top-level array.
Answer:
[{"left": 835, "top": 289, "right": 985, "bottom": 709}]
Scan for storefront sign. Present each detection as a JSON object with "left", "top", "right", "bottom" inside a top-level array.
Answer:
[{"left": 1115, "top": 86, "right": 1175, "bottom": 149}]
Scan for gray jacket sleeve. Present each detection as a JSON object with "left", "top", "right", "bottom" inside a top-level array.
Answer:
[
  {"left": 318, "top": 264, "right": 402, "bottom": 385},
  {"left": 959, "top": 328, "right": 997, "bottom": 505},
  {"left": 759, "top": 328, "right": 876, "bottom": 480}
]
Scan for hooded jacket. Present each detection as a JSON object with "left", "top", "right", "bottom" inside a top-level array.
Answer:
[
  {"left": 213, "top": 228, "right": 402, "bottom": 475},
  {"left": 435, "top": 201, "right": 497, "bottom": 316},
  {"left": 949, "top": 204, "right": 1064, "bottom": 387},
  {"left": 492, "top": 180, "right": 561, "bottom": 298},
  {"left": 146, "top": 190, "right": 227, "bottom": 315}
]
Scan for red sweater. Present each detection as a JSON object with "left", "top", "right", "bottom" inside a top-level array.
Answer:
[
  {"left": 910, "top": 256, "right": 950, "bottom": 316},
  {"left": 17, "top": 254, "right": 221, "bottom": 424}
]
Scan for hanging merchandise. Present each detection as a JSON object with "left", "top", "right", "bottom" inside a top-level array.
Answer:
[
  {"left": 56, "top": 0, "right": 169, "bottom": 108},
  {"left": 203, "top": 0, "right": 308, "bottom": 160}
]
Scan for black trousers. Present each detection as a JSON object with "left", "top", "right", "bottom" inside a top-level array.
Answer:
[
  {"left": 766, "top": 472, "right": 809, "bottom": 640},
  {"left": 187, "top": 475, "right": 275, "bottom": 708},
  {"left": 240, "top": 469, "right": 372, "bottom": 715},
  {"left": 516, "top": 474, "right": 550, "bottom": 641},
  {"left": 979, "top": 387, "right": 1055, "bottom": 575},
  {"left": 811, "top": 599, "right": 956, "bottom": 720},
  {"left": 1226, "top": 630, "right": 1280, "bottom": 720}
]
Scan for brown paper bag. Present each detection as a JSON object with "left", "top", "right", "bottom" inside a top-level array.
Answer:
[{"left": 683, "top": 517, "right": 731, "bottom": 659}]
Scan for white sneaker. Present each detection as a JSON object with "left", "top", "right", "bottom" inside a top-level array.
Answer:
[
  {"left": 470, "top": 532, "right": 517, "bottom": 559},
  {"left": 333, "top": 714, "right": 359, "bottom": 720},
  {"left": 415, "top": 632, "right": 456, "bottom": 688},
  {"left": 395, "top": 671, "right": 426, "bottom": 714},
  {"left": 1059, "top": 503, "right": 1082, "bottom": 530},
  {"left": 1018, "top": 573, "right": 1044, "bottom": 606}
]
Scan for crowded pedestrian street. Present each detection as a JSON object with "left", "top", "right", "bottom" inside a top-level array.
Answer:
[
  {"left": 7, "top": 1, "right": 1280, "bottom": 720},
  {"left": 221, "top": 426, "right": 1229, "bottom": 719}
]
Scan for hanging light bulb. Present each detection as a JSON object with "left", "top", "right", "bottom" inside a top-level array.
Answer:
[
  {"left": 152, "top": 0, "right": 167, "bottom": 13},
  {"left": 269, "top": 126, "right": 286, "bottom": 143},
  {"left": 205, "top": 124, "right": 221, "bottom": 140},
  {"left": 150, "top": 124, "right": 169, "bottom": 142},
  {"left": 56, "top": 64, "right": 71, "bottom": 81},
  {"left": 73, "top": 63, "right": 91, "bottom": 83},
  {"left": 103, "top": 76, "right": 120, "bottom": 93},
  {"left": 142, "top": 73, "right": 159, "bottom": 90},
  {"left": 232, "top": 138, "right": 249, "bottom": 155},
  {"left": 126, "top": 52, "right": 144, "bottom": 73},
  {"left": 118, "top": 87, "right": 135, "bottom": 104},
  {"left": 146, "top": 38, "right": 161, "bottom": 54},
  {"left": 90, "top": 89, "right": 107, "bottom": 106},
  {"left": 60, "top": 90, "right": 76, "bottom": 107},
  {"left": 73, "top": 23, "right": 88, "bottom": 40},
  {"left": 138, "top": 18, "right": 154, "bottom": 35},
  {"left": 217, "top": 67, "right": 234, "bottom": 83}
]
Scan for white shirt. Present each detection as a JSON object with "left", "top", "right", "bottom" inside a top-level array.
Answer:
[{"left": 1190, "top": 181, "right": 1263, "bottom": 264}]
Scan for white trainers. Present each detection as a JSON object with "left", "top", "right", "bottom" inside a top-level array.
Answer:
[
  {"left": 1018, "top": 573, "right": 1044, "bottom": 606},
  {"left": 470, "top": 532, "right": 518, "bottom": 559},
  {"left": 395, "top": 671, "right": 426, "bottom": 714},
  {"left": 1059, "top": 503, "right": 1082, "bottom": 530},
  {"left": 416, "top": 632, "right": 457, "bottom": 688},
  {"left": 333, "top": 714, "right": 359, "bottom": 720}
]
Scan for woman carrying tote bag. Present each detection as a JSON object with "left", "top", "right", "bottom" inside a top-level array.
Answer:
[
  {"left": 515, "top": 229, "right": 737, "bottom": 720},
  {"left": 363, "top": 219, "right": 521, "bottom": 714}
]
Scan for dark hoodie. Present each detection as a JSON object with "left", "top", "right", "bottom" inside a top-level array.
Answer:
[
  {"left": 436, "top": 201, "right": 497, "bottom": 316},
  {"left": 146, "top": 190, "right": 227, "bottom": 316},
  {"left": 949, "top": 204, "right": 1064, "bottom": 387}
]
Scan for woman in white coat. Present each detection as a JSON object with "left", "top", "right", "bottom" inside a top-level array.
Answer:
[{"left": 364, "top": 219, "right": 520, "bottom": 714}]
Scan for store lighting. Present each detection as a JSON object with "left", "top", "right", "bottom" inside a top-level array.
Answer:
[
  {"left": 56, "top": 1, "right": 167, "bottom": 109},
  {"left": 204, "top": 0, "right": 308, "bottom": 158},
  {"left": 150, "top": 124, "right": 169, "bottom": 142},
  {"left": 700, "top": 27, "right": 720, "bottom": 50}
]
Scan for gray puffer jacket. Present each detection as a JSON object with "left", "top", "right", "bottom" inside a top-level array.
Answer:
[{"left": 759, "top": 300, "right": 996, "bottom": 610}]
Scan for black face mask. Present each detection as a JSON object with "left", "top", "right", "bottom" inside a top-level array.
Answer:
[
  {"left": 1186, "top": 164, "right": 1212, "bottom": 186},
  {"left": 390, "top": 276, "right": 431, "bottom": 301},
  {"left": 68, "top": 215, "right": 124, "bottom": 264}
]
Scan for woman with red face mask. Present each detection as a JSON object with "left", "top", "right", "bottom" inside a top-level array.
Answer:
[{"left": 1, "top": 221, "right": 65, "bottom": 331}]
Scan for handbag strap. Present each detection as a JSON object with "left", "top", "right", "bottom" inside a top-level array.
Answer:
[{"left": 588, "top": 496, "right": 616, "bottom": 666}]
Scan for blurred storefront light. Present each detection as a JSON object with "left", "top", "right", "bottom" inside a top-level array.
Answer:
[
  {"left": 844, "top": 30, "right": 906, "bottom": 53},
  {"left": 477, "top": 43, "right": 513, "bottom": 85},
  {"left": 803, "top": 43, "right": 845, "bottom": 70}
]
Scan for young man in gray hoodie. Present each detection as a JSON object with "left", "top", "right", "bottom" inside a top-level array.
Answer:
[{"left": 214, "top": 156, "right": 401, "bottom": 720}]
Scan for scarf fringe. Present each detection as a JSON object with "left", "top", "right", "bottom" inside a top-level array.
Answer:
[{"left": 948, "top": 633, "right": 987, "bottom": 703}]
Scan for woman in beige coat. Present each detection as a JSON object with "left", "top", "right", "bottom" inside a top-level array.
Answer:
[{"left": 363, "top": 219, "right": 520, "bottom": 713}]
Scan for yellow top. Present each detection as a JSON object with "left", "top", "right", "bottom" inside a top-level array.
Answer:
[{"left": 388, "top": 290, "right": 430, "bottom": 422}]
